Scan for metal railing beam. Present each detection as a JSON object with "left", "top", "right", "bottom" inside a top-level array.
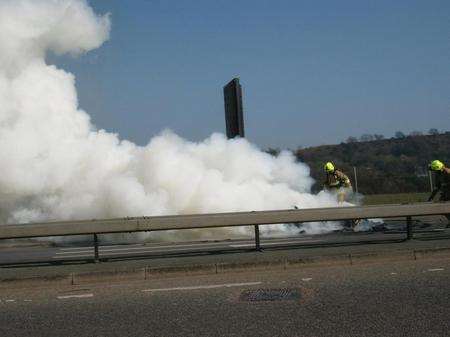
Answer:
[{"left": 0, "top": 202, "right": 449, "bottom": 240}]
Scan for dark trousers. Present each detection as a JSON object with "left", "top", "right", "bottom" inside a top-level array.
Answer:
[{"left": 439, "top": 191, "right": 450, "bottom": 226}]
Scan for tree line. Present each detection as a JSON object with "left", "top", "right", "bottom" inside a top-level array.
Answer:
[
  {"left": 346, "top": 129, "right": 444, "bottom": 144},
  {"left": 268, "top": 131, "right": 450, "bottom": 195}
]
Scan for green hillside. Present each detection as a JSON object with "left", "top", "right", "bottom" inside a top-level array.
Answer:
[{"left": 294, "top": 133, "right": 450, "bottom": 194}]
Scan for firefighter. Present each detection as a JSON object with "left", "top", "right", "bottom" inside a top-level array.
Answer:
[
  {"left": 428, "top": 160, "right": 450, "bottom": 202},
  {"left": 428, "top": 160, "right": 450, "bottom": 226},
  {"left": 323, "top": 162, "right": 352, "bottom": 203}
]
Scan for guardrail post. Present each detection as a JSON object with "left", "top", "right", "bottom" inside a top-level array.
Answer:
[
  {"left": 406, "top": 216, "right": 413, "bottom": 240},
  {"left": 254, "top": 225, "right": 261, "bottom": 251},
  {"left": 94, "top": 234, "right": 100, "bottom": 262}
]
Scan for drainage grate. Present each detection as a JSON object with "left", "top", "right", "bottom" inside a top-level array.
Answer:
[{"left": 240, "top": 288, "right": 301, "bottom": 302}]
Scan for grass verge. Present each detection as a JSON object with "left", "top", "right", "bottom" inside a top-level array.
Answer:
[{"left": 363, "top": 193, "right": 429, "bottom": 205}]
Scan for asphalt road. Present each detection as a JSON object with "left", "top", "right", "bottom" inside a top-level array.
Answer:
[{"left": 1, "top": 257, "right": 449, "bottom": 337}]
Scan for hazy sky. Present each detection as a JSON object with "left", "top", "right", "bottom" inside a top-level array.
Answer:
[{"left": 52, "top": 0, "right": 450, "bottom": 149}]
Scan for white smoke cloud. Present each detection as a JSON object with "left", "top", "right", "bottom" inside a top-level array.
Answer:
[{"left": 0, "top": 0, "right": 342, "bottom": 240}]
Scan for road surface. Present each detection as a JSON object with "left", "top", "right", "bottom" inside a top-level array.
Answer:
[{"left": 0, "top": 257, "right": 449, "bottom": 336}]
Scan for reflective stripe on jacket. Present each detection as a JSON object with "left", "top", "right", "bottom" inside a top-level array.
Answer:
[{"left": 324, "top": 170, "right": 351, "bottom": 189}]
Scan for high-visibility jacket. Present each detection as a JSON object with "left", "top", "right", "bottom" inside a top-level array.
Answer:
[{"left": 324, "top": 170, "right": 351, "bottom": 189}]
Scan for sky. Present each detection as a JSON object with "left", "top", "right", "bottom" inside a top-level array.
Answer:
[{"left": 51, "top": 0, "right": 450, "bottom": 150}]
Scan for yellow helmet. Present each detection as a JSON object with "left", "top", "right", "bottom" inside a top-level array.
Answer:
[
  {"left": 324, "top": 162, "right": 335, "bottom": 173},
  {"left": 429, "top": 160, "right": 444, "bottom": 171}
]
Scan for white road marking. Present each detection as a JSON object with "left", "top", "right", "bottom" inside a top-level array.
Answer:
[
  {"left": 55, "top": 242, "right": 249, "bottom": 256},
  {"left": 390, "top": 272, "right": 397, "bottom": 275},
  {"left": 53, "top": 238, "right": 324, "bottom": 258},
  {"left": 53, "top": 254, "right": 92, "bottom": 258},
  {"left": 230, "top": 240, "right": 322, "bottom": 248},
  {"left": 55, "top": 251, "right": 93, "bottom": 255},
  {"left": 115, "top": 242, "right": 243, "bottom": 250},
  {"left": 53, "top": 243, "right": 268, "bottom": 258},
  {"left": 53, "top": 246, "right": 235, "bottom": 258},
  {"left": 24, "top": 299, "right": 32, "bottom": 302},
  {"left": 59, "top": 244, "right": 143, "bottom": 251},
  {"left": 100, "top": 242, "right": 233, "bottom": 252},
  {"left": 58, "top": 237, "right": 318, "bottom": 252},
  {"left": 142, "top": 281, "right": 262, "bottom": 293},
  {"left": 57, "top": 293, "right": 94, "bottom": 299},
  {"left": 58, "top": 242, "right": 248, "bottom": 253},
  {"left": 427, "top": 268, "right": 444, "bottom": 272},
  {"left": 301, "top": 278, "right": 312, "bottom": 282},
  {"left": 5, "top": 299, "right": 15, "bottom": 302},
  {"left": 59, "top": 247, "right": 95, "bottom": 251}
]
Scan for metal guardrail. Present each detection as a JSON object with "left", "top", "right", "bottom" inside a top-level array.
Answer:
[{"left": 1, "top": 202, "right": 449, "bottom": 262}]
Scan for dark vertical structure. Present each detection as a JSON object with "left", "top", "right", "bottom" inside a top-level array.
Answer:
[{"left": 223, "top": 78, "right": 245, "bottom": 139}]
